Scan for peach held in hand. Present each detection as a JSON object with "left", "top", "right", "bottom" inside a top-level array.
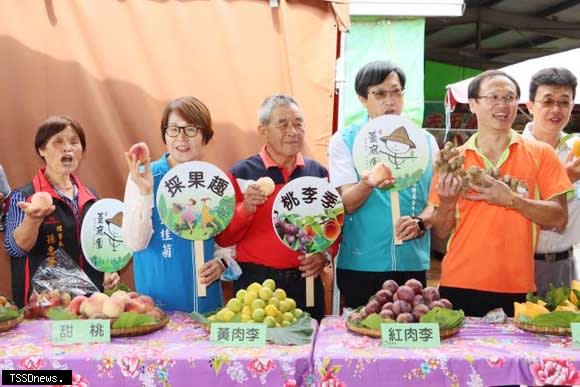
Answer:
[
  {"left": 30, "top": 192, "right": 53, "bottom": 211},
  {"left": 129, "top": 142, "right": 150, "bottom": 163},
  {"left": 255, "top": 177, "right": 275, "bottom": 196},
  {"left": 369, "top": 162, "right": 393, "bottom": 186}
]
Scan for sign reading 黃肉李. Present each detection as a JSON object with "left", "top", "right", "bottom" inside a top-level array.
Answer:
[
  {"left": 210, "top": 323, "right": 267, "bottom": 347},
  {"left": 52, "top": 320, "right": 110, "bottom": 344},
  {"left": 381, "top": 323, "right": 440, "bottom": 348}
]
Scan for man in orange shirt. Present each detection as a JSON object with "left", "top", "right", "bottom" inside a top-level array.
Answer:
[{"left": 429, "top": 70, "right": 572, "bottom": 317}]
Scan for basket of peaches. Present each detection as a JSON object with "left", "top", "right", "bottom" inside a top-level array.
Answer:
[
  {"left": 0, "top": 295, "right": 24, "bottom": 333},
  {"left": 40, "top": 287, "right": 168, "bottom": 337},
  {"left": 346, "top": 279, "right": 465, "bottom": 339}
]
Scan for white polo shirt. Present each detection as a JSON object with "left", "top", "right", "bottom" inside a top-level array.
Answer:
[{"left": 522, "top": 122, "right": 580, "bottom": 254}]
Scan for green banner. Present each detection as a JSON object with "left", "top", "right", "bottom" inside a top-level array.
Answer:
[{"left": 342, "top": 17, "right": 425, "bottom": 128}]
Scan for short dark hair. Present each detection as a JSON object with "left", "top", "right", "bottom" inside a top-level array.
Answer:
[
  {"left": 355, "top": 61, "right": 406, "bottom": 98},
  {"left": 160, "top": 96, "right": 214, "bottom": 145},
  {"left": 34, "top": 115, "right": 86, "bottom": 157},
  {"left": 467, "top": 70, "right": 521, "bottom": 100},
  {"left": 529, "top": 67, "right": 577, "bottom": 101}
]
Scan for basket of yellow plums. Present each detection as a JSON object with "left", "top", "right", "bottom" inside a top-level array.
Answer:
[{"left": 209, "top": 279, "right": 304, "bottom": 328}]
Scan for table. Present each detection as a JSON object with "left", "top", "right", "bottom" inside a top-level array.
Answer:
[
  {"left": 312, "top": 316, "right": 580, "bottom": 386},
  {"left": 0, "top": 313, "right": 314, "bottom": 387}
]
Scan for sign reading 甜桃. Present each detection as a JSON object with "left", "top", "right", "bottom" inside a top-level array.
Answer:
[
  {"left": 52, "top": 319, "right": 110, "bottom": 345},
  {"left": 81, "top": 199, "right": 132, "bottom": 272},
  {"left": 352, "top": 115, "right": 430, "bottom": 245},
  {"left": 156, "top": 161, "right": 235, "bottom": 296},
  {"left": 272, "top": 176, "right": 344, "bottom": 307}
]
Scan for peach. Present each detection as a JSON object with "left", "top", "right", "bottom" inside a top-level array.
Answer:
[
  {"left": 69, "top": 295, "right": 88, "bottom": 315},
  {"left": 127, "top": 291, "right": 140, "bottom": 299},
  {"left": 146, "top": 308, "right": 162, "bottom": 320},
  {"left": 129, "top": 142, "right": 150, "bottom": 163},
  {"left": 84, "top": 300, "right": 103, "bottom": 317},
  {"left": 30, "top": 192, "right": 53, "bottom": 210},
  {"left": 369, "top": 162, "right": 393, "bottom": 185},
  {"left": 255, "top": 177, "right": 275, "bottom": 196},
  {"left": 79, "top": 299, "right": 90, "bottom": 316},
  {"left": 124, "top": 300, "right": 146, "bottom": 314},
  {"left": 59, "top": 292, "right": 72, "bottom": 306},
  {"left": 102, "top": 299, "right": 124, "bottom": 318},
  {"left": 138, "top": 295, "right": 155, "bottom": 312},
  {"left": 110, "top": 290, "right": 129, "bottom": 304}
]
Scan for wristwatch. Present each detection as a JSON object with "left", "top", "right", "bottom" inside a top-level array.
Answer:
[{"left": 411, "top": 216, "right": 426, "bottom": 236}]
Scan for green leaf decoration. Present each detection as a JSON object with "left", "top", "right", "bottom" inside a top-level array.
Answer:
[
  {"left": 420, "top": 308, "right": 465, "bottom": 329},
  {"left": 545, "top": 285, "right": 571, "bottom": 311},
  {"left": 46, "top": 307, "right": 78, "bottom": 320},
  {"left": 526, "top": 292, "right": 542, "bottom": 304},
  {"left": 529, "top": 311, "right": 580, "bottom": 328},
  {"left": 266, "top": 313, "right": 314, "bottom": 345},
  {"left": 361, "top": 313, "right": 383, "bottom": 330},
  {"left": 0, "top": 307, "right": 20, "bottom": 322},
  {"left": 573, "top": 290, "right": 580, "bottom": 307},
  {"left": 104, "top": 283, "right": 131, "bottom": 296},
  {"left": 112, "top": 312, "right": 156, "bottom": 329}
]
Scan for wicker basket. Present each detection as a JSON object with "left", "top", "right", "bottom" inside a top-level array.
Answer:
[
  {"left": 346, "top": 319, "right": 460, "bottom": 339},
  {"left": 513, "top": 319, "right": 571, "bottom": 336},
  {"left": 0, "top": 313, "right": 24, "bottom": 334},
  {"left": 110, "top": 314, "right": 169, "bottom": 337}
]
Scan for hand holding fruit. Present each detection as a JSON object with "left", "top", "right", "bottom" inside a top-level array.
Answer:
[
  {"left": 199, "top": 259, "right": 225, "bottom": 285},
  {"left": 436, "top": 172, "right": 463, "bottom": 206},
  {"left": 125, "top": 142, "right": 153, "bottom": 195},
  {"left": 298, "top": 252, "right": 326, "bottom": 278},
  {"left": 242, "top": 184, "right": 268, "bottom": 214},
  {"left": 18, "top": 192, "right": 55, "bottom": 220},
  {"left": 103, "top": 272, "right": 121, "bottom": 290},
  {"left": 464, "top": 175, "right": 516, "bottom": 208},
  {"left": 255, "top": 177, "right": 275, "bottom": 195},
  {"left": 361, "top": 162, "right": 395, "bottom": 189}
]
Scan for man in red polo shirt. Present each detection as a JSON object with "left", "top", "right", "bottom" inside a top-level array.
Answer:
[
  {"left": 429, "top": 70, "right": 572, "bottom": 317},
  {"left": 216, "top": 95, "right": 331, "bottom": 320}
]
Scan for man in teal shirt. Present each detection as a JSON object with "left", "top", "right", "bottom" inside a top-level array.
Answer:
[{"left": 328, "top": 61, "right": 438, "bottom": 308}]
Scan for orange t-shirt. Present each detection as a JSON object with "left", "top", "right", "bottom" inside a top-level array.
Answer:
[{"left": 429, "top": 130, "right": 573, "bottom": 293}]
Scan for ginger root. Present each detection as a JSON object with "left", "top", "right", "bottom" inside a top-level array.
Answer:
[{"left": 435, "top": 141, "right": 527, "bottom": 194}]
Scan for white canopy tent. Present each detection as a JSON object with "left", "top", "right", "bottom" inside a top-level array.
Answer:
[{"left": 445, "top": 48, "right": 580, "bottom": 111}]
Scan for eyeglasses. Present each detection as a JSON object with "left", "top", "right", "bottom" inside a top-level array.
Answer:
[
  {"left": 476, "top": 94, "right": 519, "bottom": 106},
  {"left": 165, "top": 124, "right": 200, "bottom": 138},
  {"left": 369, "top": 88, "right": 404, "bottom": 100},
  {"left": 534, "top": 99, "right": 573, "bottom": 109}
]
